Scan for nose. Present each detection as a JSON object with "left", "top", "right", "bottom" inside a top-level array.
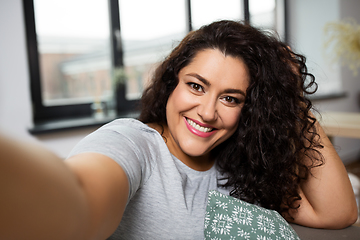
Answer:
[{"left": 197, "top": 95, "right": 218, "bottom": 122}]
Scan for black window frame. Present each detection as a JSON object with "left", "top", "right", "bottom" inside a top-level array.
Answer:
[
  {"left": 23, "top": 0, "right": 287, "bottom": 131},
  {"left": 23, "top": 0, "right": 135, "bottom": 124}
]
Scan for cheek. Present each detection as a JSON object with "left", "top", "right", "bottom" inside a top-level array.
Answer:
[
  {"left": 222, "top": 108, "right": 242, "bottom": 130},
  {"left": 167, "top": 86, "right": 194, "bottom": 113},
  {"left": 166, "top": 89, "right": 186, "bottom": 124}
]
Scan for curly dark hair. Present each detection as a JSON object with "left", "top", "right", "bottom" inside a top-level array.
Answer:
[{"left": 139, "top": 20, "right": 324, "bottom": 217}]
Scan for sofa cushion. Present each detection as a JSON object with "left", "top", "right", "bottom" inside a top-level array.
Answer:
[{"left": 204, "top": 190, "right": 301, "bottom": 240}]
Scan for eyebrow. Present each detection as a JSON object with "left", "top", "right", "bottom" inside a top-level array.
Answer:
[{"left": 186, "top": 73, "right": 247, "bottom": 97}]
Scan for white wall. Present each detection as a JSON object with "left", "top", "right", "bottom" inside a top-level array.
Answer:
[
  {"left": 1, "top": 0, "right": 359, "bottom": 161},
  {"left": 287, "top": 0, "right": 360, "bottom": 163},
  {"left": 0, "top": 0, "right": 32, "bottom": 140},
  {"left": 287, "top": 0, "right": 342, "bottom": 96}
]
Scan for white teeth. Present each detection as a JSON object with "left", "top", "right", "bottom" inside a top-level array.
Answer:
[{"left": 186, "top": 118, "right": 213, "bottom": 133}]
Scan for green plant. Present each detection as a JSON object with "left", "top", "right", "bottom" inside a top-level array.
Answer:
[
  {"left": 324, "top": 19, "right": 360, "bottom": 76},
  {"left": 113, "top": 67, "right": 128, "bottom": 87}
]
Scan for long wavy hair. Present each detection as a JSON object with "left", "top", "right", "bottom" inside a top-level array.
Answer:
[{"left": 139, "top": 20, "right": 324, "bottom": 216}]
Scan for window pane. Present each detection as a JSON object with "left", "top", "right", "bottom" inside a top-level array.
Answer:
[
  {"left": 191, "top": 0, "right": 243, "bottom": 30},
  {"left": 249, "top": 0, "right": 276, "bottom": 30},
  {"left": 119, "top": 0, "right": 187, "bottom": 100},
  {"left": 34, "top": 0, "right": 112, "bottom": 106}
]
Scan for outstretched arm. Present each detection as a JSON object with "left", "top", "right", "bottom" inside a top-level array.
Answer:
[
  {"left": 289, "top": 121, "right": 358, "bottom": 229},
  {"left": 0, "top": 133, "right": 128, "bottom": 240}
]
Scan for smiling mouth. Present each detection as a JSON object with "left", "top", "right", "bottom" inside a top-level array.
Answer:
[{"left": 186, "top": 118, "right": 214, "bottom": 133}]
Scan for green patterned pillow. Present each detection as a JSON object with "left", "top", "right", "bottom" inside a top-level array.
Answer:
[{"left": 204, "top": 190, "right": 301, "bottom": 240}]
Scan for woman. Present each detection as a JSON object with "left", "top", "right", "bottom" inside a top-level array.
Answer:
[{"left": 0, "top": 20, "right": 357, "bottom": 239}]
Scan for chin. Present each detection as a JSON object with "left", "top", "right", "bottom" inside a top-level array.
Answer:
[{"left": 181, "top": 145, "right": 212, "bottom": 158}]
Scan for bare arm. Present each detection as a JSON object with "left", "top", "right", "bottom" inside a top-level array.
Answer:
[
  {"left": 289, "top": 122, "right": 358, "bottom": 229},
  {"left": 0, "top": 134, "right": 128, "bottom": 240},
  {"left": 66, "top": 153, "right": 129, "bottom": 239}
]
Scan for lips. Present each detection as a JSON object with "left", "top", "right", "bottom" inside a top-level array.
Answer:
[{"left": 184, "top": 117, "right": 217, "bottom": 138}]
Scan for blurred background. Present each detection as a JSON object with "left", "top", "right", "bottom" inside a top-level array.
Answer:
[{"left": 0, "top": 0, "right": 359, "bottom": 165}]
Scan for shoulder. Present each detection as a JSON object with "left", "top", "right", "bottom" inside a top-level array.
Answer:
[
  {"left": 69, "top": 118, "right": 164, "bottom": 159},
  {"left": 94, "top": 118, "right": 161, "bottom": 145},
  {"left": 68, "top": 118, "right": 167, "bottom": 200},
  {"left": 101, "top": 118, "right": 159, "bottom": 135}
]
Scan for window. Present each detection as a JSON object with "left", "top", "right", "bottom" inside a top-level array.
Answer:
[
  {"left": 190, "top": 0, "right": 243, "bottom": 30},
  {"left": 118, "top": 0, "right": 187, "bottom": 101},
  {"left": 249, "top": 0, "right": 287, "bottom": 42},
  {"left": 24, "top": 0, "right": 115, "bottom": 123},
  {"left": 23, "top": 0, "right": 286, "bottom": 131}
]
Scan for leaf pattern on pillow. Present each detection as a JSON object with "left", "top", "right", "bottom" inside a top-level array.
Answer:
[{"left": 204, "top": 190, "right": 301, "bottom": 240}]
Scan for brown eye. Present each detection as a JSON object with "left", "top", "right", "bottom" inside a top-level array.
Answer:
[
  {"left": 189, "top": 83, "right": 203, "bottom": 92},
  {"left": 224, "top": 96, "right": 239, "bottom": 103}
]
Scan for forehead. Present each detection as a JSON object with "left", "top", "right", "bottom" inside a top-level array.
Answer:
[{"left": 179, "top": 49, "right": 250, "bottom": 90}]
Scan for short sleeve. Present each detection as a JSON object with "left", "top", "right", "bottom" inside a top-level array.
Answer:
[{"left": 68, "top": 120, "right": 157, "bottom": 200}]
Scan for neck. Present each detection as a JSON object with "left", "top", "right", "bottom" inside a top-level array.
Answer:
[
  {"left": 178, "top": 154, "right": 215, "bottom": 171},
  {"left": 160, "top": 124, "right": 215, "bottom": 171}
]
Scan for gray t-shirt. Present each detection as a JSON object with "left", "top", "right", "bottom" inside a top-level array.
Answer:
[{"left": 68, "top": 118, "right": 230, "bottom": 239}]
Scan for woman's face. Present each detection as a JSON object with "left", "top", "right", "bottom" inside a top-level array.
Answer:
[{"left": 164, "top": 49, "right": 250, "bottom": 168}]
